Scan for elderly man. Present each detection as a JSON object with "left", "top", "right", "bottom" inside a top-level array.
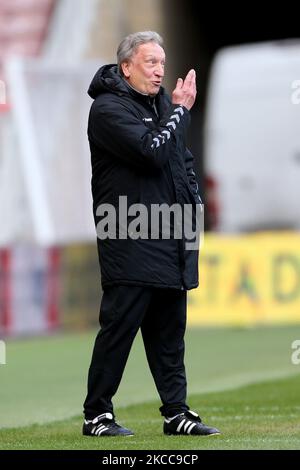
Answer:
[{"left": 83, "top": 31, "right": 220, "bottom": 437}]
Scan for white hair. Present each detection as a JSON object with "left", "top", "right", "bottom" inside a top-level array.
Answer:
[{"left": 117, "top": 31, "right": 164, "bottom": 75}]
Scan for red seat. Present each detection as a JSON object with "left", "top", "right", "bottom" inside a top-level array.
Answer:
[
  {"left": 0, "top": 0, "right": 56, "bottom": 107},
  {"left": 0, "top": 0, "right": 53, "bottom": 15}
]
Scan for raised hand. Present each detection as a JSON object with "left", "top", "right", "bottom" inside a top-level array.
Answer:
[{"left": 172, "top": 69, "right": 197, "bottom": 111}]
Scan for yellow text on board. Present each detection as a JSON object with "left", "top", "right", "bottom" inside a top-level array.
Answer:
[{"left": 187, "top": 232, "right": 300, "bottom": 326}]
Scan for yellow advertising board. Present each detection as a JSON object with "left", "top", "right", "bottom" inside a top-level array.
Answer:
[{"left": 187, "top": 232, "right": 300, "bottom": 326}]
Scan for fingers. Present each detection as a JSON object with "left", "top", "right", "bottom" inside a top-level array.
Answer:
[
  {"left": 183, "top": 69, "right": 196, "bottom": 88},
  {"left": 172, "top": 69, "right": 197, "bottom": 110},
  {"left": 176, "top": 77, "right": 183, "bottom": 88}
]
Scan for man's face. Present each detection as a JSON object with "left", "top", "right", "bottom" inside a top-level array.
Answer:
[{"left": 121, "top": 42, "right": 165, "bottom": 96}]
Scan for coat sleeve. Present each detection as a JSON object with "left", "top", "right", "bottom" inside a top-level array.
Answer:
[
  {"left": 185, "top": 148, "right": 202, "bottom": 203},
  {"left": 88, "top": 98, "right": 191, "bottom": 171}
]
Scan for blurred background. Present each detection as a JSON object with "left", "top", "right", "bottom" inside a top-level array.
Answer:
[
  {"left": 1, "top": 0, "right": 300, "bottom": 437},
  {"left": 0, "top": 0, "right": 300, "bottom": 340}
]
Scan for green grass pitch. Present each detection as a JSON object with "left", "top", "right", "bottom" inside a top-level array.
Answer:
[{"left": 0, "top": 326, "right": 300, "bottom": 449}]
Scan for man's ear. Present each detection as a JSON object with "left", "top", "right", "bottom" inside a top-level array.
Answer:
[{"left": 121, "top": 61, "right": 130, "bottom": 78}]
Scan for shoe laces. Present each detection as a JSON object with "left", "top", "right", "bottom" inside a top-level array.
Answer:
[
  {"left": 185, "top": 410, "right": 202, "bottom": 422},
  {"left": 89, "top": 412, "right": 114, "bottom": 424},
  {"left": 92, "top": 413, "right": 125, "bottom": 430},
  {"left": 165, "top": 410, "right": 202, "bottom": 424}
]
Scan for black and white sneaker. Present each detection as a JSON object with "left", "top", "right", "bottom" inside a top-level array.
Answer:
[
  {"left": 82, "top": 412, "right": 134, "bottom": 437},
  {"left": 164, "top": 410, "right": 220, "bottom": 436}
]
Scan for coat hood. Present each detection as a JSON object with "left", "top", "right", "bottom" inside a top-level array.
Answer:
[{"left": 88, "top": 64, "right": 127, "bottom": 99}]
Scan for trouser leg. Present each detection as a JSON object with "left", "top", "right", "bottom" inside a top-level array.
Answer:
[
  {"left": 83, "top": 285, "right": 152, "bottom": 419},
  {"left": 141, "top": 288, "right": 189, "bottom": 417}
]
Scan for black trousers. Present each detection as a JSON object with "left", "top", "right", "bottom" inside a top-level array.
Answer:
[{"left": 83, "top": 285, "right": 189, "bottom": 419}]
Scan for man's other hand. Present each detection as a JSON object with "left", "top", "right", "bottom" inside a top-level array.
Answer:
[{"left": 172, "top": 69, "right": 197, "bottom": 111}]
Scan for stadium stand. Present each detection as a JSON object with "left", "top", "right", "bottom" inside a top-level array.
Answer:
[{"left": 0, "top": 0, "right": 55, "bottom": 77}]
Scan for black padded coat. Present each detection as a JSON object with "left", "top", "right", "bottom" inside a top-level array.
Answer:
[{"left": 88, "top": 64, "right": 202, "bottom": 290}]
